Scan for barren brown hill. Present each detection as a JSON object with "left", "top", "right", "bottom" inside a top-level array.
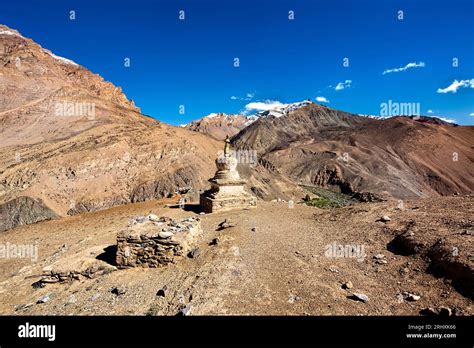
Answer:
[
  {"left": 232, "top": 103, "right": 474, "bottom": 200},
  {"left": 0, "top": 24, "right": 225, "bottom": 231},
  {"left": 185, "top": 113, "right": 251, "bottom": 140}
]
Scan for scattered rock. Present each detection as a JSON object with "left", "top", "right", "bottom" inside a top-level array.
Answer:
[
  {"left": 156, "top": 286, "right": 167, "bottom": 297},
  {"left": 15, "top": 303, "right": 34, "bottom": 312},
  {"left": 342, "top": 281, "right": 353, "bottom": 290},
  {"left": 288, "top": 294, "right": 300, "bottom": 303},
  {"left": 91, "top": 293, "right": 100, "bottom": 301},
  {"left": 439, "top": 306, "right": 452, "bottom": 316},
  {"left": 209, "top": 238, "right": 219, "bottom": 246},
  {"left": 399, "top": 267, "right": 410, "bottom": 274},
  {"left": 188, "top": 247, "right": 201, "bottom": 259},
  {"left": 349, "top": 293, "right": 369, "bottom": 303},
  {"left": 217, "top": 219, "right": 236, "bottom": 230},
  {"left": 111, "top": 286, "right": 127, "bottom": 296},
  {"left": 328, "top": 266, "right": 339, "bottom": 273},
  {"left": 420, "top": 306, "right": 453, "bottom": 316},
  {"left": 403, "top": 292, "right": 421, "bottom": 302},
  {"left": 373, "top": 254, "right": 385, "bottom": 260},
  {"left": 32, "top": 280, "right": 46, "bottom": 289},
  {"left": 176, "top": 304, "right": 192, "bottom": 316},
  {"left": 67, "top": 295, "right": 77, "bottom": 304},
  {"left": 379, "top": 215, "right": 391, "bottom": 222},
  {"left": 37, "top": 294, "right": 50, "bottom": 304},
  {"left": 147, "top": 214, "right": 159, "bottom": 221}
]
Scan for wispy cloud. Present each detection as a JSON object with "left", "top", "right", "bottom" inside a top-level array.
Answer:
[
  {"left": 437, "top": 79, "right": 474, "bottom": 93},
  {"left": 245, "top": 100, "right": 287, "bottom": 112},
  {"left": 427, "top": 109, "right": 434, "bottom": 114},
  {"left": 231, "top": 92, "right": 255, "bottom": 101},
  {"left": 315, "top": 96, "right": 329, "bottom": 103},
  {"left": 334, "top": 80, "right": 352, "bottom": 91},
  {"left": 382, "top": 61, "right": 425, "bottom": 75}
]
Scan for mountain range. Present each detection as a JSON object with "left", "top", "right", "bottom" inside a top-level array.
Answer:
[{"left": 1, "top": 23, "right": 473, "bottom": 232}]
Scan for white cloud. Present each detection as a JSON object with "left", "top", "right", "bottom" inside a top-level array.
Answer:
[
  {"left": 246, "top": 92, "right": 255, "bottom": 99},
  {"left": 334, "top": 80, "right": 352, "bottom": 91},
  {"left": 437, "top": 79, "right": 474, "bottom": 93},
  {"left": 230, "top": 96, "right": 237, "bottom": 100},
  {"left": 470, "top": 113, "right": 474, "bottom": 116},
  {"left": 315, "top": 96, "right": 329, "bottom": 103},
  {"left": 245, "top": 100, "right": 288, "bottom": 112},
  {"left": 427, "top": 109, "right": 434, "bottom": 114},
  {"left": 382, "top": 62, "right": 425, "bottom": 75}
]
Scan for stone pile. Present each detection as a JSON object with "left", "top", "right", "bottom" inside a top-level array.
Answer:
[{"left": 116, "top": 215, "right": 202, "bottom": 268}]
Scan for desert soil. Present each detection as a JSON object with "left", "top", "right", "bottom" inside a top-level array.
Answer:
[{"left": 0, "top": 196, "right": 472, "bottom": 315}]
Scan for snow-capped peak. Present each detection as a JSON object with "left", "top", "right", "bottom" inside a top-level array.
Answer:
[
  {"left": 0, "top": 29, "right": 24, "bottom": 38},
  {"left": 44, "top": 50, "right": 78, "bottom": 66},
  {"left": 251, "top": 100, "right": 313, "bottom": 119}
]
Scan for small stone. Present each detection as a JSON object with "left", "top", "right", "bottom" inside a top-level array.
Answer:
[
  {"left": 111, "top": 286, "right": 127, "bottom": 296},
  {"left": 373, "top": 254, "right": 385, "bottom": 260},
  {"left": 91, "top": 293, "right": 100, "bottom": 301},
  {"left": 217, "top": 219, "right": 236, "bottom": 230},
  {"left": 288, "top": 294, "right": 297, "bottom": 303},
  {"left": 439, "top": 306, "right": 452, "bottom": 316},
  {"left": 349, "top": 293, "right": 369, "bottom": 303},
  {"left": 328, "top": 266, "right": 339, "bottom": 273},
  {"left": 67, "top": 294, "right": 77, "bottom": 304},
  {"left": 147, "top": 214, "right": 159, "bottom": 221},
  {"left": 156, "top": 286, "right": 167, "bottom": 297},
  {"left": 37, "top": 294, "right": 50, "bottom": 304},
  {"left": 188, "top": 247, "right": 200, "bottom": 259},
  {"left": 199, "top": 212, "right": 205, "bottom": 215},
  {"left": 209, "top": 238, "right": 219, "bottom": 246},
  {"left": 32, "top": 280, "right": 45, "bottom": 289},
  {"left": 380, "top": 215, "right": 391, "bottom": 222},
  {"left": 177, "top": 304, "right": 192, "bottom": 316},
  {"left": 399, "top": 267, "right": 410, "bottom": 274},
  {"left": 403, "top": 292, "right": 421, "bottom": 301},
  {"left": 16, "top": 303, "right": 34, "bottom": 311},
  {"left": 158, "top": 231, "right": 174, "bottom": 239},
  {"left": 251, "top": 227, "right": 256, "bottom": 232},
  {"left": 342, "top": 281, "right": 353, "bottom": 290},
  {"left": 420, "top": 307, "right": 439, "bottom": 316}
]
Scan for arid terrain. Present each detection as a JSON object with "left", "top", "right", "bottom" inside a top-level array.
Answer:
[{"left": 0, "top": 195, "right": 472, "bottom": 315}]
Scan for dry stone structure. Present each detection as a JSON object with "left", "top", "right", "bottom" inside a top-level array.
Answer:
[
  {"left": 116, "top": 215, "right": 202, "bottom": 268},
  {"left": 200, "top": 137, "right": 256, "bottom": 213}
]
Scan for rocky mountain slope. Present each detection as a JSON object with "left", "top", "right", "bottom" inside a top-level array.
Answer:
[
  {"left": 185, "top": 113, "right": 251, "bottom": 140},
  {"left": 232, "top": 102, "right": 474, "bottom": 200},
  {"left": 0, "top": 24, "right": 226, "bottom": 231}
]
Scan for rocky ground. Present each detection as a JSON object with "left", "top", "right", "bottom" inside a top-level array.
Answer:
[{"left": 0, "top": 195, "right": 472, "bottom": 316}]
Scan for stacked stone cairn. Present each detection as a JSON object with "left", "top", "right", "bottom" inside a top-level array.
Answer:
[{"left": 116, "top": 214, "right": 202, "bottom": 268}]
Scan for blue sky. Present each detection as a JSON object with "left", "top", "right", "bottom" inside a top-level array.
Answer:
[{"left": 1, "top": 0, "right": 473, "bottom": 125}]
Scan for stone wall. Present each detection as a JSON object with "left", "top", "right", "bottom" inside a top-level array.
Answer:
[{"left": 116, "top": 215, "right": 201, "bottom": 268}]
